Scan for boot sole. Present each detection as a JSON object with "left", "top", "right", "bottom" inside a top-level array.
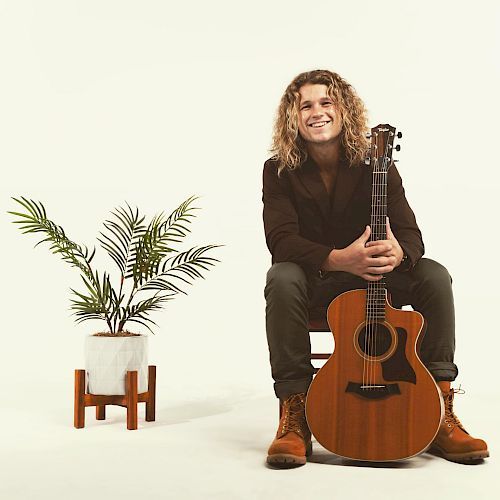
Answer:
[
  {"left": 266, "top": 453, "right": 307, "bottom": 468},
  {"left": 266, "top": 442, "right": 312, "bottom": 469},
  {"left": 429, "top": 445, "right": 490, "bottom": 464}
]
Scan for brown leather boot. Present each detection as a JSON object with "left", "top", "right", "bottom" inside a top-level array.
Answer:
[
  {"left": 266, "top": 393, "right": 312, "bottom": 468},
  {"left": 429, "top": 382, "right": 489, "bottom": 463}
]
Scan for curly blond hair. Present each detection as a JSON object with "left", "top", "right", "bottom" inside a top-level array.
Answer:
[{"left": 270, "top": 69, "right": 369, "bottom": 175}]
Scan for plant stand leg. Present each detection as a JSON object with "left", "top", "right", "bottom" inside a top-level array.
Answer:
[
  {"left": 146, "top": 365, "right": 156, "bottom": 422},
  {"left": 96, "top": 405, "right": 106, "bottom": 420},
  {"left": 126, "top": 370, "right": 138, "bottom": 430},
  {"left": 74, "top": 370, "right": 86, "bottom": 429}
]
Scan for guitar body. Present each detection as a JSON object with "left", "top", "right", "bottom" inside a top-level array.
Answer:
[{"left": 306, "top": 288, "right": 443, "bottom": 461}]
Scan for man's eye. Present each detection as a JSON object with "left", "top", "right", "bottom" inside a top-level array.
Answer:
[{"left": 301, "top": 105, "right": 311, "bottom": 110}]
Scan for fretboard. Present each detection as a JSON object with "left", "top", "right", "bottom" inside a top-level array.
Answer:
[{"left": 366, "top": 166, "right": 388, "bottom": 321}]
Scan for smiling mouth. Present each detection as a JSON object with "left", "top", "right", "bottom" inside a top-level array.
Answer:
[{"left": 309, "top": 120, "right": 331, "bottom": 128}]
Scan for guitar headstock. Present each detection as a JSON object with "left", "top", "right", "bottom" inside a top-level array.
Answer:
[{"left": 365, "top": 124, "right": 402, "bottom": 171}]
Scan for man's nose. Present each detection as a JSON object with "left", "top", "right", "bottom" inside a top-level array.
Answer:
[{"left": 311, "top": 104, "right": 324, "bottom": 116}]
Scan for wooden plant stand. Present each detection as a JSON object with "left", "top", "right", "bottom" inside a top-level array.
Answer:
[{"left": 74, "top": 365, "right": 156, "bottom": 430}]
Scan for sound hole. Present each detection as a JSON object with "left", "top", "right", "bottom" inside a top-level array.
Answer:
[{"left": 357, "top": 322, "right": 392, "bottom": 357}]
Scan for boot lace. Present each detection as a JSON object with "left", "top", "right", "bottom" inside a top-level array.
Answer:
[
  {"left": 280, "top": 393, "right": 308, "bottom": 438},
  {"left": 443, "top": 386, "right": 466, "bottom": 431}
]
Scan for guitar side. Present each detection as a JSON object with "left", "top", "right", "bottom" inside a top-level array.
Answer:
[{"left": 305, "top": 288, "right": 444, "bottom": 461}]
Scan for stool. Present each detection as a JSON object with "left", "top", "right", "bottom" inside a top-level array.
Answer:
[
  {"left": 74, "top": 365, "right": 156, "bottom": 430},
  {"left": 308, "top": 307, "right": 331, "bottom": 373}
]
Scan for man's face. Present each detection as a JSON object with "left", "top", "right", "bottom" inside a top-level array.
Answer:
[{"left": 297, "top": 83, "right": 342, "bottom": 145}]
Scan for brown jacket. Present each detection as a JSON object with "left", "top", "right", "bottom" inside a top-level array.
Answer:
[{"left": 262, "top": 156, "right": 424, "bottom": 276}]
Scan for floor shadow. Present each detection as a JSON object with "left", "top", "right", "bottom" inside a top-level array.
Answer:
[
  {"left": 308, "top": 446, "right": 425, "bottom": 468},
  {"left": 60, "top": 391, "right": 259, "bottom": 429}
]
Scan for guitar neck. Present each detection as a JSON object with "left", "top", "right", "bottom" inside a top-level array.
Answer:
[{"left": 366, "top": 124, "right": 399, "bottom": 320}]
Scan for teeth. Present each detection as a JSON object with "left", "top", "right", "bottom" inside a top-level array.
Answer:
[{"left": 310, "top": 121, "right": 330, "bottom": 128}]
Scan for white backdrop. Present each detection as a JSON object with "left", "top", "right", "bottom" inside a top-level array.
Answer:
[{"left": 0, "top": 1, "right": 499, "bottom": 497}]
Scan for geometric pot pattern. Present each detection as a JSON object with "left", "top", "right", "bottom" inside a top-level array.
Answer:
[{"left": 84, "top": 335, "right": 148, "bottom": 395}]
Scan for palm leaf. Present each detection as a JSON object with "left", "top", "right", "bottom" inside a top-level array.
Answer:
[
  {"left": 138, "top": 245, "right": 221, "bottom": 294},
  {"left": 8, "top": 197, "right": 96, "bottom": 277},
  {"left": 97, "top": 203, "right": 147, "bottom": 275},
  {"left": 130, "top": 196, "right": 200, "bottom": 284},
  {"left": 69, "top": 270, "right": 115, "bottom": 330},
  {"left": 118, "top": 294, "right": 173, "bottom": 333}
]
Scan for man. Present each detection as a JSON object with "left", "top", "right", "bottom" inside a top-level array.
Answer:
[{"left": 262, "top": 69, "right": 488, "bottom": 468}]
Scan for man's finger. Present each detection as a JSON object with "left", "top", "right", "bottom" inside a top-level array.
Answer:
[
  {"left": 365, "top": 244, "right": 392, "bottom": 256},
  {"left": 358, "top": 225, "right": 371, "bottom": 243},
  {"left": 367, "top": 256, "right": 393, "bottom": 267},
  {"left": 366, "top": 265, "right": 394, "bottom": 274},
  {"left": 386, "top": 217, "right": 396, "bottom": 240},
  {"left": 362, "top": 273, "right": 384, "bottom": 281},
  {"left": 366, "top": 239, "right": 391, "bottom": 247},
  {"left": 371, "top": 250, "right": 393, "bottom": 257}
]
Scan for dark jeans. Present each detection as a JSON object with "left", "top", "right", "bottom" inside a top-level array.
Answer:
[{"left": 264, "top": 258, "right": 458, "bottom": 400}]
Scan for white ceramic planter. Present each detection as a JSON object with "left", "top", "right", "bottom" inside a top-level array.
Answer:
[{"left": 84, "top": 335, "right": 148, "bottom": 395}]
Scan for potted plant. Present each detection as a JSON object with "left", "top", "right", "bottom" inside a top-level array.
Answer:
[{"left": 9, "top": 195, "right": 221, "bottom": 395}]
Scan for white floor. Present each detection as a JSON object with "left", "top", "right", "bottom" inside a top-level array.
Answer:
[{"left": 0, "top": 382, "right": 497, "bottom": 500}]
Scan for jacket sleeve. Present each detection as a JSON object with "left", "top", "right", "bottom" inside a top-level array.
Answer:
[
  {"left": 387, "top": 164, "right": 424, "bottom": 271},
  {"left": 262, "top": 160, "right": 334, "bottom": 273}
]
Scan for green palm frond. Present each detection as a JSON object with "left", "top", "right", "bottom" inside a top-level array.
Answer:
[
  {"left": 139, "top": 245, "right": 221, "bottom": 294},
  {"left": 8, "top": 197, "right": 95, "bottom": 279},
  {"left": 69, "top": 270, "right": 117, "bottom": 331},
  {"left": 131, "top": 195, "right": 199, "bottom": 284},
  {"left": 117, "top": 295, "right": 173, "bottom": 334},
  {"left": 161, "top": 195, "right": 199, "bottom": 242},
  {"left": 97, "top": 203, "right": 147, "bottom": 275}
]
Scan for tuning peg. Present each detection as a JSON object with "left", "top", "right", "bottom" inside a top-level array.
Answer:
[
  {"left": 397, "top": 131, "right": 402, "bottom": 139},
  {"left": 364, "top": 157, "right": 371, "bottom": 165},
  {"left": 365, "top": 133, "right": 372, "bottom": 139},
  {"left": 395, "top": 144, "right": 401, "bottom": 151}
]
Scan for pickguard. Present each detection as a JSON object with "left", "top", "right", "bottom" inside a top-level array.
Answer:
[{"left": 381, "top": 327, "right": 416, "bottom": 384}]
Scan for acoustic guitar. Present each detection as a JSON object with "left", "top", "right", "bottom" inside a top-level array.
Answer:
[{"left": 305, "top": 124, "right": 443, "bottom": 461}]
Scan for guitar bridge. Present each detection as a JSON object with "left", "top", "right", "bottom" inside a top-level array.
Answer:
[{"left": 346, "top": 382, "right": 400, "bottom": 399}]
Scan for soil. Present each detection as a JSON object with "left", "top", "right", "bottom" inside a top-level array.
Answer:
[{"left": 92, "top": 331, "right": 142, "bottom": 337}]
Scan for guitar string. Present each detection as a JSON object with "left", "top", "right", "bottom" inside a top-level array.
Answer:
[
  {"left": 369, "top": 158, "right": 375, "bottom": 387},
  {"left": 364, "top": 139, "right": 375, "bottom": 389},
  {"left": 368, "top": 131, "right": 391, "bottom": 387},
  {"left": 363, "top": 143, "right": 370, "bottom": 389},
  {"left": 370, "top": 143, "right": 382, "bottom": 387},
  {"left": 372, "top": 157, "right": 381, "bottom": 386},
  {"left": 374, "top": 162, "right": 381, "bottom": 386},
  {"left": 367, "top": 141, "right": 378, "bottom": 388},
  {"left": 373, "top": 137, "right": 389, "bottom": 386},
  {"left": 368, "top": 161, "right": 374, "bottom": 389},
  {"left": 374, "top": 134, "right": 391, "bottom": 386},
  {"left": 383, "top": 135, "right": 392, "bottom": 384}
]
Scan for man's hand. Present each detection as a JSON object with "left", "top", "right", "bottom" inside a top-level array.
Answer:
[
  {"left": 365, "top": 217, "right": 404, "bottom": 269},
  {"left": 322, "top": 218, "right": 404, "bottom": 281}
]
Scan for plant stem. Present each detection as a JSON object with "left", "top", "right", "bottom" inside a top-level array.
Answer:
[
  {"left": 85, "top": 260, "right": 114, "bottom": 334},
  {"left": 114, "top": 274, "right": 125, "bottom": 333}
]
